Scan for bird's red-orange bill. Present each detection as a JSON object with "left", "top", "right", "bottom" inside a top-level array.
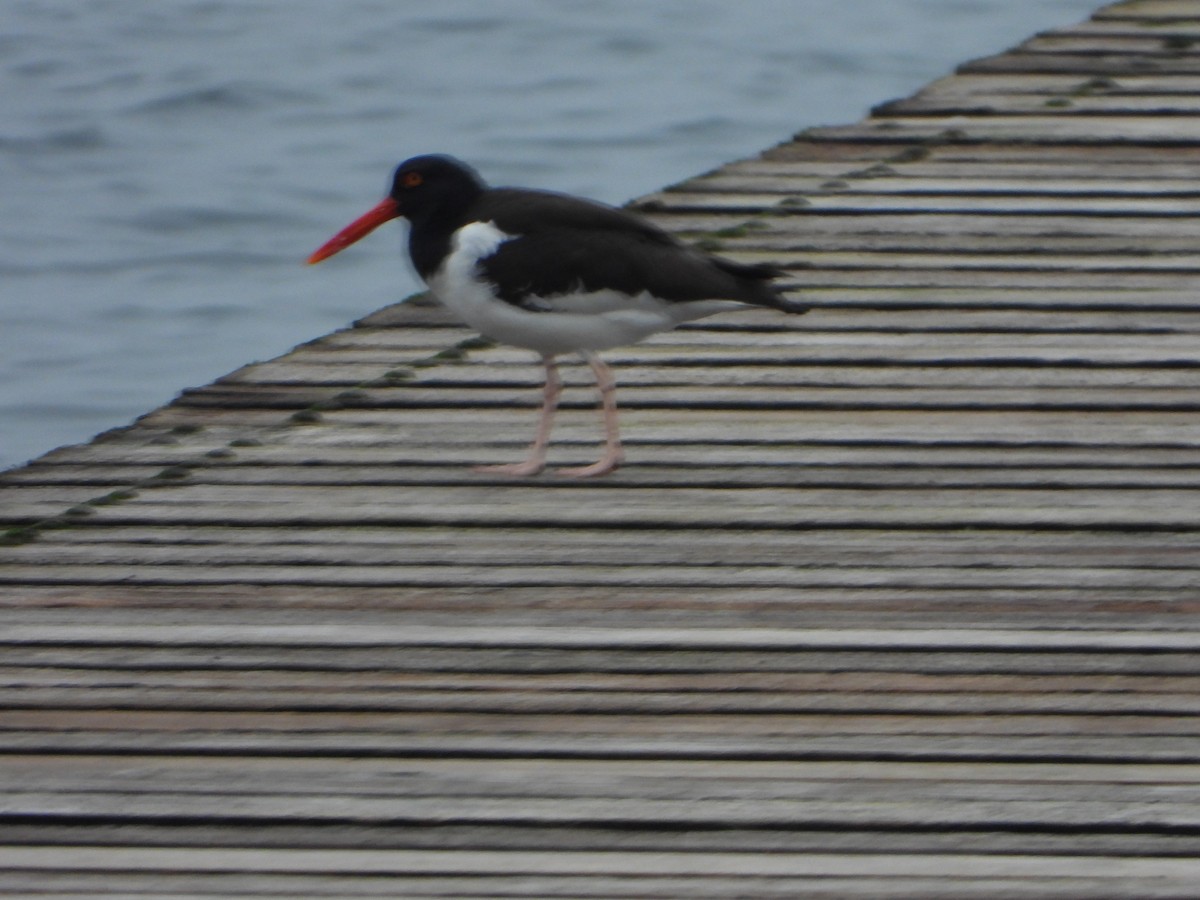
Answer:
[{"left": 307, "top": 197, "right": 401, "bottom": 264}]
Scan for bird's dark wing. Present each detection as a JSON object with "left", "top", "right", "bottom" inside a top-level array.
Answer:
[
  {"left": 472, "top": 189, "right": 802, "bottom": 313},
  {"left": 476, "top": 188, "right": 679, "bottom": 247}
]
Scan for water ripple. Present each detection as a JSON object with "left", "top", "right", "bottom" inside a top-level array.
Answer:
[
  {"left": 0, "top": 251, "right": 287, "bottom": 279},
  {"left": 117, "top": 207, "right": 307, "bottom": 234},
  {"left": 0, "top": 125, "right": 105, "bottom": 154},
  {"left": 128, "top": 82, "right": 315, "bottom": 115}
]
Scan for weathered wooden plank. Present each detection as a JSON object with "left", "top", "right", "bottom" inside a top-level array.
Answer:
[
  {"left": 220, "top": 326, "right": 1200, "bottom": 360},
  {"left": 10, "top": 443, "right": 1200, "bottom": 479},
  {"left": 3, "top": 768, "right": 1197, "bottom": 831},
  {"left": 5, "top": 668, "right": 1197, "bottom": 700},
  {"left": 172, "top": 384, "right": 1200, "bottom": 415},
  {"left": 346, "top": 308, "right": 1200, "bottom": 334},
  {"left": 805, "top": 288, "right": 1200, "bottom": 311},
  {"left": 733, "top": 153, "right": 1200, "bottom": 178},
  {"left": 1020, "top": 32, "right": 1200, "bottom": 53},
  {"left": 256, "top": 345, "right": 1200, "bottom": 375},
  {"left": 24, "top": 439, "right": 1200, "bottom": 469},
  {"left": 9, "top": 524, "right": 1200, "bottom": 567},
  {"left": 7, "top": 640, "right": 1197, "bottom": 675},
  {"left": 127, "top": 407, "right": 1200, "bottom": 448},
  {"left": 5, "top": 492, "right": 1198, "bottom": 532},
  {"left": 314, "top": 318, "right": 1200, "bottom": 347},
  {"left": 1096, "top": 0, "right": 1200, "bottom": 18},
  {"left": 644, "top": 188, "right": 1200, "bottom": 214},
  {"left": 6, "top": 788, "right": 1200, "bottom": 831},
  {"left": 1, "top": 875, "right": 1196, "bottom": 900},
  {"left": 5, "top": 623, "right": 1198, "bottom": 650},
  {"left": 0, "top": 876, "right": 1193, "bottom": 900},
  {"left": 5, "top": 847, "right": 1200, "bottom": 881},
  {"left": 959, "top": 51, "right": 1200, "bottom": 76},
  {"left": 652, "top": 209, "right": 1200, "bottom": 244},
  {"left": 768, "top": 136, "right": 1200, "bottom": 164},
  {"left": 884, "top": 92, "right": 1200, "bottom": 116},
  {"left": 4, "top": 679, "right": 1197, "bottom": 714},
  {"left": 33, "top": 384, "right": 1200, "bottom": 422},
  {"left": 6, "top": 846, "right": 1200, "bottom": 900},
  {"left": 0, "top": 589, "right": 1192, "bottom": 631},
  {"left": 321, "top": 313, "right": 1200, "bottom": 342},
  {"left": 896, "top": 72, "right": 1200, "bottom": 99},
  {"left": 809, "top": 114, "right": 1200, "bottom": 141},
  {"left": 712, "top": 214, "right": 1200, "bottom": 240},
  {"left": 5, "top": 754, "right": 1197, "bottom": 788},
  {"left": 6, "top": 831, "right": 1195, "bottom": 862},
  {"left": 673, "top": 170, "right": 1200, "bottom": 196},
  {"left": 13, "top": 700, "right": 1195, "bottom": 734},
  {"left": 4, "top": 561, "right": 1200, "bottom": 591},
  {"left": 4, "top": 728, "right": 1197, "bottom": 763},
  {"left": 720, "top": 232, "right": 1200, "bottom": 255},
  {"left": 4, "top": 754, "right": 1196, "bottom": 781},
  {"left": 142, "top": 363, "right": 1200, "bottom": 394},
  {"left": 12, "top": 463, "right": 1200, "bottom": 495},
  {"left": 799, "top": 272, "right": 1185, "bottom": 290},
  {"left": 342, "top": 285, "right": 1200, "bottom": 315}
]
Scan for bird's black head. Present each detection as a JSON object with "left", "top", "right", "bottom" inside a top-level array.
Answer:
[
  {"left": 387, "top": 155, "right": 487, "bottom": 228},
  {"left": 308, "top": 154, "right": 488, "bottom": 265}
]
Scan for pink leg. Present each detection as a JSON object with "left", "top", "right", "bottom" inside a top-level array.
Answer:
[
  {"left": 474, "top": 355, "right": 561, "bottom": 477},
  {"left": 556, "top": 352, "right": 624, "bottom": 478}
]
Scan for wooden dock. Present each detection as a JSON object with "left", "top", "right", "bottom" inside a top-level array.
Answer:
[{"left": 3, "top": 1, "right": 1200, "bottom": 896}]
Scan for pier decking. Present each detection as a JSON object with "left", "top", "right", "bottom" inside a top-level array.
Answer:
[{"left": 3, "top": 1, "right": 1200, "bottom": 896}]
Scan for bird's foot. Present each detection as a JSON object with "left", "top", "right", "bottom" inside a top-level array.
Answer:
[
  {"left": 472, "top": 460, "right": 546, "bottom": 478},
  {"left": 553, "top": 450, "right": 624, "bottom": 479}
]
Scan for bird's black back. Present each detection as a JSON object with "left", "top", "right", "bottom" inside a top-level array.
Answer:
[{"left": 412, "top": 186, "right": 804, "bottom": 314}]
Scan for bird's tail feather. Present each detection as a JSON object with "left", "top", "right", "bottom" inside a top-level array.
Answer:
[{"left": 713, "top": 257, "right": 806, "bottom": 314}]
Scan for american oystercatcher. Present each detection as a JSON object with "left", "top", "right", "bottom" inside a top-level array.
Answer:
[{"left": 309, "top": 154, "right": 804, "bottom": 477}]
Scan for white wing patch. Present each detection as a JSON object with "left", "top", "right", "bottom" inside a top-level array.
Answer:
[{"left": 453, "top": 220, "right": 512, "bottom": 263}]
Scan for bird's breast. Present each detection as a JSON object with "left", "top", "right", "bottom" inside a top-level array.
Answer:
[{"left": 426, "top": 220, "right": 518, "bottom": 328}]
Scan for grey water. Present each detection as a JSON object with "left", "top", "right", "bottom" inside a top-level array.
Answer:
[{"left": 2, "top": 0, "right": 1101, "bottom": 471}]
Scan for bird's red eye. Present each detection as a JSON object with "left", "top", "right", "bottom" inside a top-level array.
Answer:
[{"left": 402, "top": 171, "right": 423, "bottom": 188}]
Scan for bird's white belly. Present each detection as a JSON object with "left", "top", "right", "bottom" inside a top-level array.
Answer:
[{"left": 426, "top": 221, "right": 739, "bottom": 357}]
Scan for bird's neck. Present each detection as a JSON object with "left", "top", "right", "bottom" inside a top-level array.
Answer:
[
  {"left": 406, "top": 191, "right": 484, "bottom": 280},
  {"left": 408, "top": 223, "right": 456, "bottom": 281}
]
